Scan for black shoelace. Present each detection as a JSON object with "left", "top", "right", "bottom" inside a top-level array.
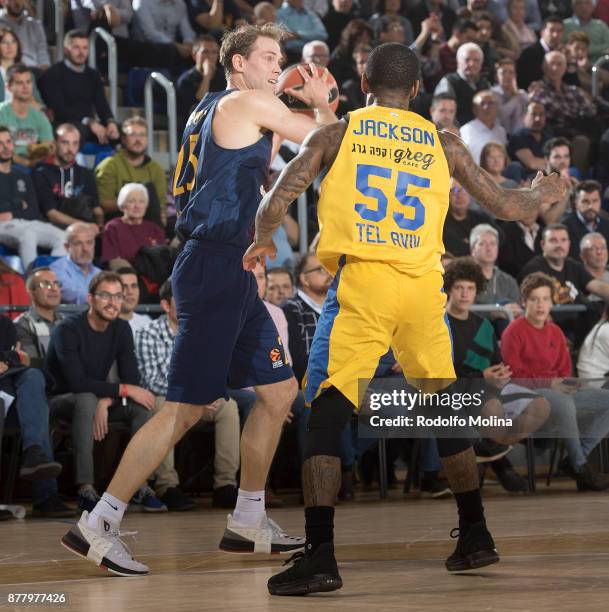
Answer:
[{"left": 282, "top": 550, "right": 306, "bottom": 567}]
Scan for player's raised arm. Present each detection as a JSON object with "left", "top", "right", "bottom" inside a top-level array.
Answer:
[
  {"left": 243, "top": 121, "right": 347, "bottom": 270},
  {"left": 439, "top": 130, "right": 569, "bottom": 221}
]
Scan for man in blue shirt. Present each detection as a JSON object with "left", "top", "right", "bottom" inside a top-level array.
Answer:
[
  {"left": 50, "top": 222, "right": 100, "bottom": 304},
  {"left": 277, "top": 0, "right": 328, "bottom": 56}
]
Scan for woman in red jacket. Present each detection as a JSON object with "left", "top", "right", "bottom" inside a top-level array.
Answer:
[{"left": 502, "top": 271, "right": 609, "bottom": 491}]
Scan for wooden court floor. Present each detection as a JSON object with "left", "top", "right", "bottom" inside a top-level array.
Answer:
[{"left": 2, "top": 483, "right": 609, "bottom": 612}]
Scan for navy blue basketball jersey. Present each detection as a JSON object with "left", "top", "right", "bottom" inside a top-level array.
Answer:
[{"left": 173, "top": 89, "right": 273, "bottom": 249}]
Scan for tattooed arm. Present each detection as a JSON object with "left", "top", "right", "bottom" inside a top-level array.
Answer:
[
  {"left": 243, "top": 120, "right": 348, "bottom": 270},
  {"left": 439, "top": 130, "right": 569, "bottom": 221}
]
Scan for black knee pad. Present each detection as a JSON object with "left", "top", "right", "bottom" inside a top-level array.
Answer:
[
  {"left": 436, "top": 437, "right": 472, "bottom": 458},
  {"left": 304, "top": 387, "right": 354, "bottom": 461}
]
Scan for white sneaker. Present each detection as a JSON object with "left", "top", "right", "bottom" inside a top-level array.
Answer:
[
  {"left": 61, "top": 511, "right": 149, "bottom": 576},
  {"left": 219, "top": 514, "right": 305, "bottom": 554}
]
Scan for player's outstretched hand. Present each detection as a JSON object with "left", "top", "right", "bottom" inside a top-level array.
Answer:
[
  {"left": 284, "top": 63, "right": 331, "bottom": 110},
  {"left": 531, "top": 170, "right": 570, "bottom": 211},
  {"left": 243, "top": 240, "right": 277, "bottom": 271}
]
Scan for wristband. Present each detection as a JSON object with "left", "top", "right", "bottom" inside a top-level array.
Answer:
[{"left": 120, "top": 384, "right": 128, "bottom": 406}]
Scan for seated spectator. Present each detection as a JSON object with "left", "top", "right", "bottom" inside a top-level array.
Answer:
[
  {"left": 444, "top": 258, "right": 546, "bottom": 492},
  {"left": 565, "top": 31, "right": 609, "bottom": 95},
  {"left": 176, "top": 36, "right": 225, "bottom": 135},
  {"left": 542, "top": 137, "right": 580, "bottom": 209},
  {"left": 277, "top": 0, "right": 328, "bottom": 58},
  {"left": 434, "top": 42, "right": 490, "bottom": 126},
  {"left": 39, "top": 30, "right": 119, "bottom": 146},
  {"left": 0, "top": 127, "right": 66, "bottom": 269},
  {"left": 430, "top": 93, "right": 458, "bottom": 132},
  {"left": 254, "top": 1, "right": 277, "bottom": 24},
  {"left": 500, "top": 0, "right": 537, "bottom": 61},
  {"left": 507, "top": 101, "right": 550, "bottom": 175},
  {"left": 376, "top": 15, "right": 411, "bottom": 49},
  {"left": 496, "top": 209, "right": 543, "bottom": 282},
  {"left": 33, "top": 123, "right": 103, "bottom": 229},
  {"left": 369, "top": 0, "right": 414, "bottom": 46},
  {"left": 132, "top": 0, "right": 195, "bottom": 63},
  {"left": 578, "top": 301, "right": 609, "bottom": 379},
  {"left": 408, "top": 0, "right": 457, "bottom": 41},
  {"left": 479, "top": 142, "right": 518, "bottom": 190},
  {"left": 0, "top": 314, "right": 73, "bottom": 517},
  {"left": 470, "top": 223, "right": 522, "bottom": 323},
  {"left": 101, "top": 183, "right": 166, "bottom": 267},
  {"left": 563, "top": 0, "right": 609, "bottom": 62},
  {"left": 328, "top": 19, "right": 373, "bottom": 87},
  {"left": 46, "top": 271, "right": 163, "bottom": 512},
  {"left": 282, "top": 252, "right": 332, "bottom": 384},
  {"left": 70, "top": 0, "right": 133, "bottom": 38},
  {"left": 491, "top": 59, "right": 528, "bottom": 136},
  {"left": 187, "top": 0, "right": 246, "bottom": 33},
  {"left": 324, "top": 0, "right": 359, "bottom": 50},
  {"left": 135, "top": 278, "right": 239, "bottom": 509},
  {"left": 265, "top": 266, "right": 295, "bottom": 306},
  {"left": 488, "top": 0, "right": 541, "bottom": 30},
  {"left": 563, "top": 181, "right": 609, "bottom": 261},
  {"left": 95, "top": 116, "right": 167, "bottom": 226},
  {"left": 0, "top": 258, "right": 28, "bottom": 320},
  {"left": 117, "top": 266, "right": 151, "bottom": 335},
  {"left": 580, "top": 233, "right": 609, "bottom": 297},
  {"left": 437, "top": 19, "right": 478, "bottom": 78},
  {"left": 0, "top": 64, "right": 53, "bottom": 168},
  {"left": 473, "top": 11, "right": 500, "bottom": 81},
  {"left": 0, "top": 27, "right": 43, "bottom": 107},
  {"left": 15, "top": 266, "right": 62, "bottom": 368},
  {"left": 460, "top": 89, "right": 507, "bottom": 163},
  {"left": 502, "top": 271, "right": 609, "bottom": 491},
  {"left": 517, "top": 16, "right": 564, "bottom": 90},
  {"left": 0, "top": 0, "right": 50, "bottom": 70},
  {"left": 337, "top": 44, "right": 370, "bottom": 114},
  {"left": 50, "top": 222, "right": 101, "bottom": 305},
  {"left": 443, "top": 178, "right": 493, "bottom": 256},
  {"left": 302, "top": 39, "right": 330, "bottom": 66},
  {"left": 518, "top": 224, "right": 609, "bottom": 344}
]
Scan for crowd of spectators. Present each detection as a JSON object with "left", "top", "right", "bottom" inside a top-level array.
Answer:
[{"left": 5, "top": 0, "right": 609, "bottom": 518}]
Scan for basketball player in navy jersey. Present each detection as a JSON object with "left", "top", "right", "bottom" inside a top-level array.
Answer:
[{"left": 61, "top": 24, "right": 336, "bottom": 575}]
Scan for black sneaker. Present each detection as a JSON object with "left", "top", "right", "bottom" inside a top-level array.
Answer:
[
  {"left": 267, "top": 543, "right": 343, "bottom": 596},
  {"left": 420, "top": 475, "right": 452, "bottom": 498},
  {"left": 19, "top": 445, "right": 62, "bottom": 481},
  {"left": 212, "top": 485, "right": 238, "bottom": 508},
  {"left": 0, "top": 509, "right": 13, "bottom": 521},
  {"left": 160, "top": 487, "right": 196, "bottom": 511},
  {"left": 560, "top": 458, "right": 609, "bottom": 491},
  {"left": 445, "top": 521, "right": 500, "bottom": 572},
  {"left": 32, "top": 495, "right": 76, "bottom": 518},
  {"left": 493, "top": 467, "right": 528, "bottom": 493},
  {"left": 474, "top": 440, "right": 512, "bottom": 464}
]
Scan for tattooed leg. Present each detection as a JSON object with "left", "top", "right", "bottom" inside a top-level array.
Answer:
[{"left": 303, "top": 455, "right": 342, "bottom": 507}]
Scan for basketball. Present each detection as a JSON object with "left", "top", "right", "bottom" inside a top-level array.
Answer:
[{"left": 275, "top": 63, "right": 339, "bottom": 117}]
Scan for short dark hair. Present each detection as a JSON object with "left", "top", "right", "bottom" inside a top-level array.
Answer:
[
  {"left": 575, "top": 179, "right": 602, "bottom": 199},
  {"left": 159, "top": 277, "right": 173, "bottom": 303},
  {"left": 443, "top": 257, "right": 486, "bottom": 294},
  {"left": 543, "top": 137, "right": 571, "bottom": 158},
  {"left": 294, "top": 253, "right": 316, "bottom": 287},
  {"left": 266, "top": 266, "right": 294, "bottom": 285},
  {"left": 472, "top": 10, "right": 493, "bottom": 24},
  {"left": 220, "top": 24, "right": 288, "bottom": 77},
  {"left": 116, "top": 266, "right": 138, "bottom": 277},
  {"left": 520, "top": 272, "right": 556, "bottom": 303},
  {"left": 0, "top": 125, "right": 10, "bottom": 137},
  {"left": 452, "top": 19, "right": 478, "bottom": 35},
  {"left": 26, "top": 266, "right": 51, "bottom": 291},
  {"left": 365, "top": 43, "right": 420, "bottom": 95},
  {"left": 64, "top": 29, "right": 88, "bottom": 46},
  {"left": 89, "top": 271, "right": 123, "bottom": 295},
  {"left": 7, "top": 62, "right": 31, "bottom": 85},
  {"left": 431, "top": 93, "right": 456, "bottom": 109},
  {"left": 541, "top": 223, "right": 569, "bottom": 241},
  {"left": 194, "top": 34, "right": 219, "bottom": 48},
  {"left": 541, "top": 15, "right": 564, "bottom": 30}
]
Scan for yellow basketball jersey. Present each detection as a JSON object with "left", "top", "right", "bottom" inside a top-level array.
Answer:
[{"left": 317, "top": 105, "right": 450, "bottom": 276}]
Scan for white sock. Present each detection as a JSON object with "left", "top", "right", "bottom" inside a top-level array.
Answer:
[
  {"left": 86, "top": 493, "right": 128, "bottom": 529},
  {"left": 232, "top": 489, "right": 265, "bottom": 525}
]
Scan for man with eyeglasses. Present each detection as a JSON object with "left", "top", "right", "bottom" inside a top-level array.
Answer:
[
  {"left": 46, "top": 271, "right": 164, "bottom": 513},
  {"left": 50, "top": 222, "right": 101, "bottom": 305},
  {"left": 580, "top": 233, "right": 609, "bottom": 300},
  {"left": 302, "top": 40, "right": 330, "bottom": 67},
  {"left": 15, "top": 267, "right": 63, "bottom": 369}
]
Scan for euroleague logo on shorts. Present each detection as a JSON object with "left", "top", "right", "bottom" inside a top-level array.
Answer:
[{"left": 269, "top": 347, "right": 284, "bottom": 369}]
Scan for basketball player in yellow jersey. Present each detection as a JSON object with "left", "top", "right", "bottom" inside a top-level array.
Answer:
[{"left": 244, "top": 43, "right": 568, "bottom": 596}]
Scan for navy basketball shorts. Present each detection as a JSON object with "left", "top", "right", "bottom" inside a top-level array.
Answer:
[{"left": 166, "top": 239, "right": 294, "bottom": 405}]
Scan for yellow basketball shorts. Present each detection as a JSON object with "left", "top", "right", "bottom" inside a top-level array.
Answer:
[{"left": 304, "top": 259, "right": 456, "bottom": 409}]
